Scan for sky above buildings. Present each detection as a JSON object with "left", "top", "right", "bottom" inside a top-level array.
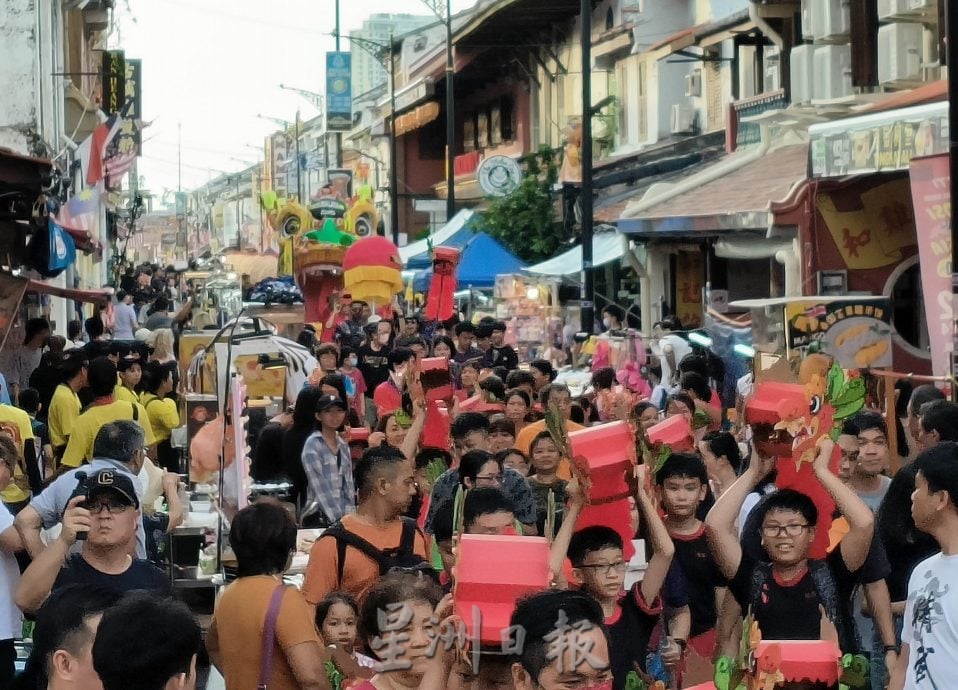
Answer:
[{"left": 115, "top": 0, "right": 478, "bottom": 201}]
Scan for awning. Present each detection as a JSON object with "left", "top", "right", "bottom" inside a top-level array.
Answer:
[
  {"left": 27, "top": 279, "right": 111, "bottom": 304},
  {"left": 0, "top": 150, "right": 54, "bottom": 192},
  {"left": 808, "top": 101, "right": 949, "bottom": 178},
  {"left": 618, "top": 144, "right": 808, "bottom": 238},
  {"left": 393, "top": 102, "right": 441, "bottom": 137},
  {"left": 399, "top": 209, "right": 475, "bottom": 264},
  {"left": 525, "top": 232, "right": 641, "bottom": 276}
]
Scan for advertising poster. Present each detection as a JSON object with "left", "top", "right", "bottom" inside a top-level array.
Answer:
[
  {"left": 326, "top": 52, "right": 352, "bottom": 131},
  {"left": 909, "top": 153, "right": 951, "bottom": 378},
  {"left": 784, "top": 299, "right": 893, "bottom": 369}
]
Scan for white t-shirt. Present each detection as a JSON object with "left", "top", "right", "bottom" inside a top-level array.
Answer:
[
  {"left": 903, "top": 552, "right": 958, "bottom": 689},
  {"left": 0, "top": 505, "right": 21, "bottom": 640}
]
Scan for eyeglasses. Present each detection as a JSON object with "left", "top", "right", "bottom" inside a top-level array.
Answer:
[
  {"left": 578, "top": 561, "right": 628, "bottom": 575},
  {"left": 761, "top": 523, "right": 810, "bottom": 538},
  {"left": 475, "top": 474, "right": 503, "bottom": 485},
  {"left": 84, "top": 500, "right": 131, "bottom": 514}
]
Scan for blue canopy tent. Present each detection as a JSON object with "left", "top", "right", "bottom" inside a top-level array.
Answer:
[{"left": 407, "top": 229, "right": 526, "bottom": 290}]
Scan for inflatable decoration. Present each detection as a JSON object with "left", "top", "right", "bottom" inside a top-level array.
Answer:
[
  {"left": 745, "top": 356, "right": 865, "bottom": 559},
  {"left": 342, "top": 235, "right": 403, "bottom": 305},
  {"left": 424, "top": 246, "right": 460, "bottom": 322}
]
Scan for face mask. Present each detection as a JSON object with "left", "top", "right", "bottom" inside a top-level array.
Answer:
[
  {"left": 602, "top": 317, "right": 611, "bottom": 329},
  {"left": 378, "top": 333, "right": 390, "bottom": 345},
  {"left": 347, "top": 356, "right": 358, "bottom": 367}
]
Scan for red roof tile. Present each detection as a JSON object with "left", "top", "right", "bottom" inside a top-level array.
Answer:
[{"left": 627, "top": 144, "right": 808, "bottom": 220}]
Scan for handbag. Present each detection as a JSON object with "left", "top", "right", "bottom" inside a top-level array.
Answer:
[{"left": 257, "top": 584, "right": 288, "bottom": 690}]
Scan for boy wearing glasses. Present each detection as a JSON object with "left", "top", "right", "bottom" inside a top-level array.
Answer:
[
  {"left": 706, "top": 439, "right": 874, "bottom": 651},
  {"left": 15, "top": 469, "right": 170, "bottom": 613},
  {"left": 564, "top": 479, "right": 688, "bottom": 690},
  {"left": 656, "top": 453, "right": 726, "bottom": 654}
]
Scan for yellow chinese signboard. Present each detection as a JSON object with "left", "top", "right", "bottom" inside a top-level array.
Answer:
[{"left": 784, "top": 298, "right": 893, "bottom": 369}]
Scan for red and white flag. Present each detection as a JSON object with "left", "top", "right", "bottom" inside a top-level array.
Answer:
[
  {"left": 76, "top": 114, "right": 123, "bottom": 187},
  {"left": 105, "top": 148, "right": 138, "bottom": 186}
]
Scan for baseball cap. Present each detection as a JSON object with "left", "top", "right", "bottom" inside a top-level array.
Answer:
[
  {"left": 83, "top": 469, "right": 139, "bottom": 508},
  {"left": 315, "top": 395, "right": 348, "bottom": 413}
]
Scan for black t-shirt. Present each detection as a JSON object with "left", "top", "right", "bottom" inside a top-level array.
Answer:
[
  {"left": 670, "top": 525, "right": 726, "bottom": 638},
  {"left": 54, "top": 554, "right": 172, "bottom": 597},
  {"left": 357, "top": 345, "right": 390, "bottom": 397},
  {"left": 486, "top": 345, "right": 518, "bottom": 371},
  {"left": 728, "top": 548, "right": 857, "bottom": 642},
  {"left": 607, "top": 586, "right": 663, "bottom": 690}
]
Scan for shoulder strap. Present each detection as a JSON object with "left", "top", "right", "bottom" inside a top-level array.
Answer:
[
  {"left": 130, "top": 402, "right": 138, "bottom": 421},
  {"left": 807, "top": 560, "right": 855, "bottom": 652},
  {"left": 258, "top": 585, "right": 287, "bottom": 690},
  {"left": 749, "top": 561, "right": 773, "bottom": 613},
  {"left": 398, "top": 517, "right": 418, "bottom": 554},
  {"left": 321, "top": 521, "right": 392, "bottom": 582}
]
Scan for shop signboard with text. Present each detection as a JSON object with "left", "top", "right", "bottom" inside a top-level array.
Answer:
[
  {"left": 784, "top": 298, "right": 893, "bottom": 369},
  {"left": 909, "top": 153, "right": 951, "bottom": 378}
]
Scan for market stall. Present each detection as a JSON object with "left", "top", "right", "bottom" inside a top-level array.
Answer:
[{"left": 493, "top": 273, "right": 564, "bottom": 363}]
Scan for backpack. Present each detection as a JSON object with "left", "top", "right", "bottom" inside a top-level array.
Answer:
[
  {"left": 322, "top": 517, "right": 435, "bottom": 586},
  {"left": 749, "top": 559, "right": 857, "bottom": 653},
  {"left": 0, "top": 421, "right": 29, "bottom": 492}
]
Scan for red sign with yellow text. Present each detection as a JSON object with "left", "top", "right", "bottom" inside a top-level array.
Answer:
[{"left": 909, "top": 154, "right": 952, "bottom": 378}]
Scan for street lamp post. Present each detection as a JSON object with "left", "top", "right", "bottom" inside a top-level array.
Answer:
[
  {"left": 420, "top": 0, "right": 456, "bottom": 223},
  {"left": 580, "top": 0, "right": 595, "bottom": 334},
  {"left": 345, "top": 33, "right": 400, "bottom": 245}
]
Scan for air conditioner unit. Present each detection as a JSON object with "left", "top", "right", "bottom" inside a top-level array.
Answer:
[
  {"left": 813, "top": 0, "right": 851, "bottom": 42},
  {"left": 764, "top": 46, "right": 782, "bottom": 92},
  {"left": 801, "top": 0, "right": 815, "bottom": 39},
  {"left": 878, "top": 22, "right": 923, "bottom": 83},
  {"left": 878, "top": 0, "right": 909, "bottom": 21},
  {"left": 685, "top": 70, "right": 702, "bottom": 97},
  {"left": 670, "top": 103, "right": 696, "bottom": 134},
  {"left": 812, "top": 44, "right": 853, "bottom": 100},
  {"left": 790, "top": 44, "right": 816, "bottom": 104}
]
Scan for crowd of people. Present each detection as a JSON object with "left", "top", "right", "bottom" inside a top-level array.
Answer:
[{"left": 0, "top": 283, "right": 954, "bottom": 690}]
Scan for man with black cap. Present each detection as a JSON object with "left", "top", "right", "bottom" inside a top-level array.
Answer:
[
  {"left": 301, "top": 394, "right": 354, "bottom": 526},
  {"left": 61, "top": 357, "right": 155, "bottom": 470},
  {"left": 15, "top": 468, "right": 170, "bottom": 613}
]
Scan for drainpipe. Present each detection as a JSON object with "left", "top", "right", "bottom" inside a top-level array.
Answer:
[
  {"left": 775, "top": 238, "right": 801, "bottom": 297},
  {"left": 749, "top": 3, "right": 783, "bottom": 49},
  {"left": 625, "top": 124, "right": 773, "bottom": 338}
]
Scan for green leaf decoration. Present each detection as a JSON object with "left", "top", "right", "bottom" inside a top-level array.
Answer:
[
  {"left": 624, "top": 672, "right": 646, "bottom": 690},
  {"left": 834, "top": 397, "right": 866, "bottom": 421},
  {"left": 839, "top": 653, "right": 870, "bottom": 689},
  {"left": 324, "top": 660, "right": 344, "bottom": 690},
  {"left": 545, "top": 403, "right": 571, "bottom": 459},
  {"left": 826, "top": 363, "right": 845, "bottom": 402},
  {"left": 691, "top": 409, "right": 712, "bottom": 430},
  {"left": 652, "top": 444, "right": 673, "bottom": 477},
  {"left": 829, "top": 427, "right": 842, "bottom": 442},
  {"left": 425, "top": 457, "right": 448, "bottom": 486},
  {"left": 545, "top": 489, "right": 556, "bottom": 543},
  {"left": 832, "top": 377, "right": 866, "bottom": 408},
  {"left": 453, "top": 485, "right": 466, "bottom": 537}
]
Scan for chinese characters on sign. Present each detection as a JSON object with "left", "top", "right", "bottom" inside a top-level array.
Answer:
[
  {"left": 326, "top": 52, "right": 352, "bottom": 131},
  {"left": 114, "top": 59, "right": 142, "bottom": 157},
  {"left": 101, "top": 50, "right": 125, "bottom": 116},
  {"left": 909, "top": 153, "right": 952, "bottom": 379}
]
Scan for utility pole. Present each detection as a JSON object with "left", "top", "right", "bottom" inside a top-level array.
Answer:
[
  {"left": 388, "top": 31, "right": 400, "bottom": 244},
  {"left": 295, "top": 109, "right": 303, "bottom": 202},
  {"left": 444, "top": 0, "right": 455, "bottom": 222},
  {"left": 949, "top": 0, "right": 958, "bottom": 390},
  {"left": 177, "top": 121, "right": 182, "bottom": 193},
  {"left": 335, "top": 0, "right": 343, "bottom": 169},
  {"left": 580, "top": 0, "right": 595, "bottom": 334}
]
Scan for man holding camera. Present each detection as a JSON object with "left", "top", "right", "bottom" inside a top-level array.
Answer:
[
  {"left": 16, "top": 421, "right": 156, "bottom": 559},
  {"left": 15, "top": 468, "right": 170, "bottom": 613}
]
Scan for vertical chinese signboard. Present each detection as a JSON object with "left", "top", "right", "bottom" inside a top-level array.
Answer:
[
  {"left": 101, "top": 50, "right": 125, "bottom": 115},
  {"left": 909, "top": 154, "right": 952, "bottom": 378},
  {"left": 784, "top": 299, "right": 893, "bottom": 369},
  {"left": 326, "top": 52, "right": 352, "bottom": 131},
  {"left": 114, "top": 59, "right": 142, "bottom": 157}
]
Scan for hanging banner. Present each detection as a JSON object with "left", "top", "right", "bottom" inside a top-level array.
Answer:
[
  {"left": 784, "top": 298, "right": 893, "bottom": 369},
  {"left": 101, "top": 50, "right": 126, "bottom": 116},
  {"left": 909, "top": 153, "right": 952, "bottom": 378},
  {"left": 326, "top": 52, "right": 352, "bottom": 131}
]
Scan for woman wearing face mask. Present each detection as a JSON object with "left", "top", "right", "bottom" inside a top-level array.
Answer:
[
  {"left": 372, "top": 347, "right": 415, "bottom": 418},
  {"left": 601, "top": 304, "right": 625, "bottom": 332},
  {"left": 337, "top": 346, "right": 367, "bottom": 422}
]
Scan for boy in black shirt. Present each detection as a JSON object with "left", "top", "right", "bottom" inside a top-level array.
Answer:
[
  {"left": 705, "top": 439, "right": 874, "bottom": 652},
  {"left": 656, "top": 452, "right": 727, "bottom": 656},
  {"left": 564, "top": 478, "right": 689, "bottom": 690}
]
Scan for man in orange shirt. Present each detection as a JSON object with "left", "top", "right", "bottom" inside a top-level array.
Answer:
[
  {"left": 303, "top": 445, "right": 430, "bottom": 604},
  {"left": 514, "top": 383, "right": 584, "bottom": 480}
]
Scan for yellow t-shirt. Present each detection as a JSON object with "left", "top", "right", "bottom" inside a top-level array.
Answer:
[
  {"left": 139, "top": 393, "right": 179, "bottom": 444},
  {"left": 48, "top": 384, "right": 81, "bottom": 449},
  {"left": 61, "top": 399, "right": 156, "bottom": 468},
  {"left": 114, "top": 384, "right": 138, "bottom": 405},
  {"left": 0, "top": 404, "right": 36, "bottom": 504}
]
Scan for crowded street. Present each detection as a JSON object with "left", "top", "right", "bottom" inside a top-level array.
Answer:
[{"left": 0, "top": 0, "right": 956, "bottom": 689}]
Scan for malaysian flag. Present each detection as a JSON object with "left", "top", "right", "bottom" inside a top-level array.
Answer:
[
  {"left": 56, "top": 187, "right": 100, "bottom": 234},
  {"left": 105, "top": 148, "right": 138, "bottom": 186}
]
